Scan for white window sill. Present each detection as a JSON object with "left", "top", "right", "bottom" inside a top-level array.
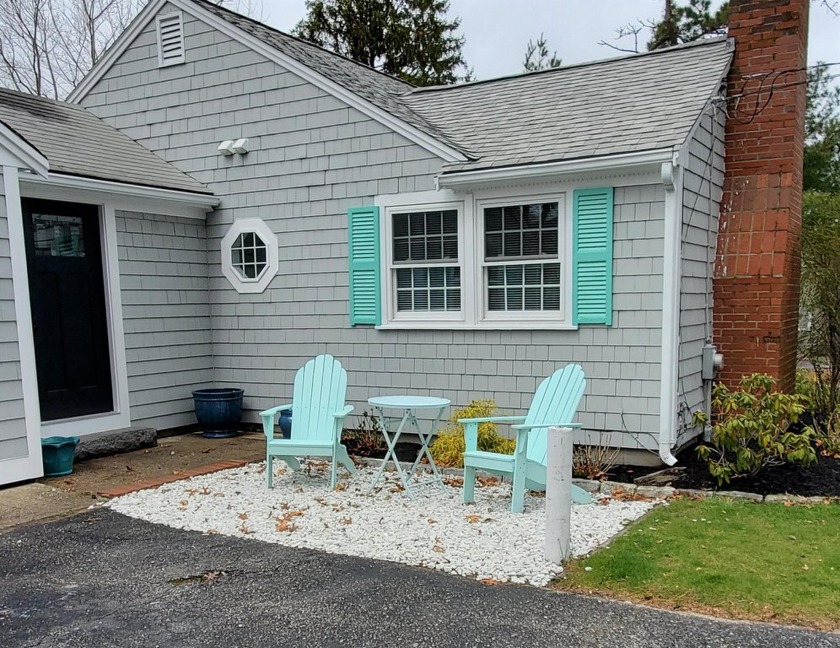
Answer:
[{"left": 376, "top": 321, "right": 578, "bottom": 331}]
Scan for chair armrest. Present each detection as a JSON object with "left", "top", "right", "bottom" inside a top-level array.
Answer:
[
  {"left": 333, "top": 405, "right": 354, "bottom": 419},
  {"left": 457, "top": 416, "right": 526, "bottom": 424},
  {"left": 260, "top": 404, "right": 292, "bottom": 440},
  {"left": 259, "top": 404, "right": 293, "bottom": 419},
  {"left": 510, "top": 422, "right": 582, "bottom": 430}
]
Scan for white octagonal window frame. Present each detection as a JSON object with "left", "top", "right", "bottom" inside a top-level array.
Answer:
[{"left": 221, "top": 218, "right": 279, "bottom": 294}]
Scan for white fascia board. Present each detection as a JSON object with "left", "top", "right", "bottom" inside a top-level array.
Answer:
[
  {"left": 20, "top": 172, "right": 218, "bottom": 217},
  {"left": 172, "top": 0, "right": 466, "bottom": 164},
  {"left": 437, "top": 148, "right": 675, "bottom": 189},
  {"left": 0, "top": 123, "right": 49, "bottom": 177},
  {"left": 66, "top": 0, "right": 169, "bottom": 103}
]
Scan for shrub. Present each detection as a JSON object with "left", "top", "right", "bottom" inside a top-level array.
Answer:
[
  {"left": 430, "top": 399, "right": 516, "bottom": 468},
  {"left": 796, "top": 368, "right": 840, "bottom": 456},
  {"left": 342, "top": 410, "right": 386, "bottom": 456},
  {"left": 692, "top": 373, "right": 816, "bottom": 486},
  {"left": 572, "top": 433, "right": 620, "bottom": 481}
]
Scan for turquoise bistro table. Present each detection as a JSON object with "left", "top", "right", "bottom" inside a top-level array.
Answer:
[{"left": 367, "top": 395, "right": 450, "bottom": 498}]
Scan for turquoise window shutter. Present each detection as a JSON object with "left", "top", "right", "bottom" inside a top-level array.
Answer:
[
  {"left": 348, "top": 206, "right": 381, "bottom": 326},
  {"left": 572, "top": 188, "right": 614, "bottom": 326}
]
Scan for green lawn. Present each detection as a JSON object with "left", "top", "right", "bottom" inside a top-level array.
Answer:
[{"left": 556, "top": 497, "right": 840, "bottom": 630}]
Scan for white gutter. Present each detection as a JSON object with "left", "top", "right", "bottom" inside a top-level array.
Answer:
[
  {"left": 658, "top": 158, "right": 683, "bottom": 466},
  {"left": 436, "top": 148, "right": 673, "bottom": 189},
  {"left": 20, "top": 172, "right": 219, "bottom": 209}
]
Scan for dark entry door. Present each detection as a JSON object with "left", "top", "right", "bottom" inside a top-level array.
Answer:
[{"left": 22, "top": 199, "right": 113, "bottom": 421}]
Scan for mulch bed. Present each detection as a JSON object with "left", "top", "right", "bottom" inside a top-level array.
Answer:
[{"left": 605, "top": 443, "right": 840, "bottom": 497}]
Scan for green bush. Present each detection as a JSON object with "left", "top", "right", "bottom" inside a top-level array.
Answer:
[
  {"left": 692, "top": 373, "right": 816, "bottom": 486},
  {"left": 430, "top": 399, "right": 516, "bottom": 468}
]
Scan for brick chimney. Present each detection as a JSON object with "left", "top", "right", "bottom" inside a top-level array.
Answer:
[{"left": 714, "top": 0, "right": 809, "bottom": 392}]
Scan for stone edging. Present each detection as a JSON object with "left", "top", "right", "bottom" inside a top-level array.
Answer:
[
  {"left": 574, "top": 479, "right": 837, "bottom": 504},
  {"left": 353, "top": 458, "right": 836, "bottom": 504}
]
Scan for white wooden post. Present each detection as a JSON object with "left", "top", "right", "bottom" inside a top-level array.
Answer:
[{"left": 545, "top": 426, "right": 572, "bottom": 564}]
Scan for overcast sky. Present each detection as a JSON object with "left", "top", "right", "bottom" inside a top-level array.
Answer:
[{"left": 260, "top": 0, "right": 839, "bottom": 80}]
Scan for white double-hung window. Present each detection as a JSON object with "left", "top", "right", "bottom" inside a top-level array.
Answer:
[
  {"left": 386, "top": 203, "right": 464, "bottom": 322},
  {"left": 356, "top": 186, "right": 612, "bottom": 330},
  {"left": 480, "top": 197, "right": 564, "bottom": 322}
]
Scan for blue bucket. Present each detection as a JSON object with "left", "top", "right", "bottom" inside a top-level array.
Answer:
[{"left": 41, "top": 436, "right": 80, "bottom": 477}]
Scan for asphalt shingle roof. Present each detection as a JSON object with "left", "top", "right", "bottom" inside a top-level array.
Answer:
[
  {"left": 402, "top": 37, "right": 734, "bottom": 173},
  {"left": 0, "top": 88, "right": 211, "bottom": 194},
  {"left": 192, "top": 0, "right": 467, "bottom": 156},
  {"left": 190, "top": 0, "right": 732, "bottom": 174}
]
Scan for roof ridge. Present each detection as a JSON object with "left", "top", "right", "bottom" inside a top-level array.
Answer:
[
  {"left": 189, "top": 0, "right": 415, "bottom": 91},
  {"left": 403, "top": 35, "right": 731, "bottom": 96}
]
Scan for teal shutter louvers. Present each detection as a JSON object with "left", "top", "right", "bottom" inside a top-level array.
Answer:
[
  {"left": 572, "top": 188, "right": 614, "bottom": 326},
  {"left": 348, "top": 206, "right": 381, "bottom": 326}
]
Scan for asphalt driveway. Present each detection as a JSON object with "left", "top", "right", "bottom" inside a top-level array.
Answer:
[{"left": 1, "top": 509, "right": 838, "bottom": 648}]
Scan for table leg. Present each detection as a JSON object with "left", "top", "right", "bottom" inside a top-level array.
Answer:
[
  {"left": 406, "top": 406, "right": 445, "bottom": 487},
  {"left": 367, "top": 407, "right": 417, "bottom": 499}
]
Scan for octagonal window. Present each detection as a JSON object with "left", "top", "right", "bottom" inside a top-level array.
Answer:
[{"left": 221, "top": 218, "right": 278, "bottom": 294}]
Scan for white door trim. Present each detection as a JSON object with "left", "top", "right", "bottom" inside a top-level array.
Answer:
[
  {"left": 34, "top": 201, "right": 132, "bottom": 438},
  {"left": 1, "top": 164, "right": 44, "bottom": 484}
]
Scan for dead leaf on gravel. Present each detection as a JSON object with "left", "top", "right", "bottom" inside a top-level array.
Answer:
[
  {"left": 476, "top": 475, "right": 500, "bottom": 487},
  {"left": 465, "top": 514, "right": 481, "bottom": 523},
  {"left": 238, "top": 524, "right": 252, "bottom": 535},
  {"left": 479, "top": 578, "right": 501, "bottom": 586},
  {"left": 179, "top": 500, "right": 189, "bottom": 507},
  {"left": 334, "top": 482, "right": 348, "bottom": 491},
  {"left": 443, "top": 477, "right": 464, "bottom": 487},
  {"left": 204, "top": 529, "right": 219, "bottom": 535},
  {"left": 433, "top": 544, "right": 445, "bottom": 554},
  {"left": 340, "top": 517, "right": 352, "bottom": 525},
  {"left": 237, "top": 512, "right": 248, "bottom": 520}
]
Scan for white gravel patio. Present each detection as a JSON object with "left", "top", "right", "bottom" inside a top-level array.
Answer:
[{"left": 106, "top": 460, "right": 658, "bottom": 587}]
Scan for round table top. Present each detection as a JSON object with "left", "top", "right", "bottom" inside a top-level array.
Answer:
[{"left": 367, "top": 395, "right": 451, "bottom": 409}]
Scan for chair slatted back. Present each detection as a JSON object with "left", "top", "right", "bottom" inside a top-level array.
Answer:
[
  {"left": 523, "top": 365, "right": 586, "bottom": 465},
  {"left": 291, "top": 354, "right": 348, "bottom": 442}
]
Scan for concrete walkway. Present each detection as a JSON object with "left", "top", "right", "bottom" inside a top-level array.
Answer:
[{"left": 1, "top": 510, "right": 837, "bottom": 648}]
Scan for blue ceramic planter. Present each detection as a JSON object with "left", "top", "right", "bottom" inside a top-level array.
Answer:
[
  {"left": 278, "top": 409, "right": 292, "bottom": 439},
  {"left": 192, "top": 388, "right": 244, "bottom": 438}
]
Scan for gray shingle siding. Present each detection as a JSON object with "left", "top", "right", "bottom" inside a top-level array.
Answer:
[
  {"left": 116, "top": 210, "right": 213, "bottom": 429},
  {"left": 83, "top": 6, "right": 667, "bottom": 452},
  {"left": 677, "top": 103, "right": 725, "bottom": 445},
  {"left": 0, "top": 176, "right": 27, "bottom": 460}
]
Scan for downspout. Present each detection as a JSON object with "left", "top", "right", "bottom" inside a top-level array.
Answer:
[{"left": 658, "top": 158, "right": 683, "bottom": 465}]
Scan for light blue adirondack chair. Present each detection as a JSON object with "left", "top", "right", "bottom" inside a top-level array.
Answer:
[
  {"left": 460, "top": 364, "right": 591, "bottom": 513},
  {"left": 260, "top": 354, "right": 355, "bottom": 490}
]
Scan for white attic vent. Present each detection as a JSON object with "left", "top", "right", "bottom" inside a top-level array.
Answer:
[{"left": 156, "top": 12, "right": 185, "bottom": 67}]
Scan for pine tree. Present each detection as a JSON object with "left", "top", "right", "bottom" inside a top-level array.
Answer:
[
  {"left": 522, "top": 34, "right": 562, "bottom": 73},
  {"left": 293, "top": 0, "right": 470, "bottom": 86}
]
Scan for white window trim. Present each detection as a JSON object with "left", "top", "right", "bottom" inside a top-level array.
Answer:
[
  {"left": 474, "top": 192, "right": 570, "bottom": 326},
  {"left": 376, "top": 188, "right": 575, "bottom": 330},
  {"left": 156, "top": 12, "right": 185, "bottom": 68},
  {"left": 382, "top": 200, "right": 466, "bottom": 325},
  {"left": 221, "top": 218, "right": 279, "bottom": 294}
]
